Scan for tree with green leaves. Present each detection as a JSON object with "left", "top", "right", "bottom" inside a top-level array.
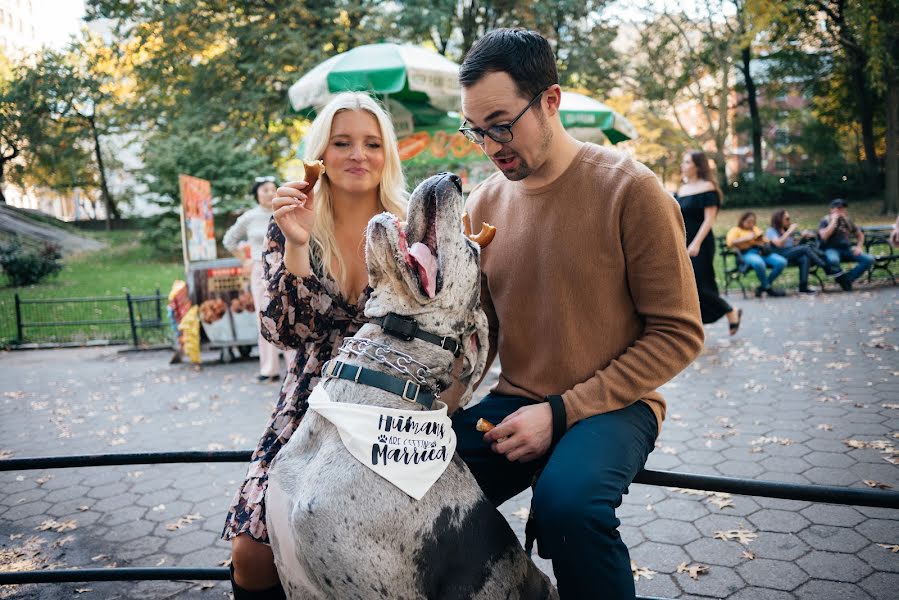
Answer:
[
  {"left": 85, "top": 0, "right": 386, "bottom": 166},
  {"left": 632, "top": 7, "right": 738, "bottom": 187},
  {"left": 851, "top": 0, "right": 899, "bottom": 214},
  {"left": 389, "top": 0, "right": 621, "bottom": 94},
  {"left": 140, "top": 131, "right": 270, "bottom": 256}
]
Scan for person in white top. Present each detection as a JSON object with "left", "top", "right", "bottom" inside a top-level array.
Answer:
[{"left": 223, "top": 177, "right": 296, "bottom": 382}]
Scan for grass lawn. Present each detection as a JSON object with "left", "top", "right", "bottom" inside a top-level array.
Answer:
[
  {"left": 713, "top": 196, "right": 895, "bottom": 236},
  {"left": 0, "top": 231, "right": 183, "bottom": 345}
]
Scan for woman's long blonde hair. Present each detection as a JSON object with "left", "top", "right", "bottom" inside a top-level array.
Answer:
[{"left": 303, "top": 92, "right": 408, "bottom": 294}]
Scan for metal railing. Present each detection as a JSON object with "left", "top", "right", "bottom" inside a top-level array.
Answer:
[
  {"left": 5, "top": 290, "right": 170, "bottom": 346},
  {"left": 1, "top": 450, "right": 897, "bottom": 595}
]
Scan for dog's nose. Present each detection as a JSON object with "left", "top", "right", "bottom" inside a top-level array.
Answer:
[{"left": 438, "top": 172, "right": 462, "bottom": 193}]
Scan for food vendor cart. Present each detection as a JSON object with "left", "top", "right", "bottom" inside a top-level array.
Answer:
[{"left": 170, "top": 175, "right": 258, "bottom": 363}]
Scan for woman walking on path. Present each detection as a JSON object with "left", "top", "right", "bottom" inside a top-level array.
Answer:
[
  {"left": 221, "top": 92, "right": 407, "bottom": 599},
  {"left": 676, "top": 150, "right": 742, "bottom": 335},
  {"left": 223, "top": 177, "right": 297, "bottom": 382}
]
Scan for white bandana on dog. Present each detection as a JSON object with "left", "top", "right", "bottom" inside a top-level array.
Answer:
[{"left": 307, "top": 384, "right": 456, "bottom": 500}]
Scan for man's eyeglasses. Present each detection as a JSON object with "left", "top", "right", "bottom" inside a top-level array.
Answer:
[
  {"left": 459, "top": 89, "right": 546, "bottom": 145},
  {"left": 255, "top": 176, "right": 277, "bottom": 183}
]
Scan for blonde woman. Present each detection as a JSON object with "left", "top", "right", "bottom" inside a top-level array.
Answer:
[{"left": 221, "top": 92, "right": 407, "bottom": 598}]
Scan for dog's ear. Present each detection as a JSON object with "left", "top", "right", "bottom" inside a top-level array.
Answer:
[{"left": 456, "top": 306, "right": 490, "bottom": 407}]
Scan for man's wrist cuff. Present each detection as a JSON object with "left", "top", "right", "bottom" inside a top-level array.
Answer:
[{"left": 546, "top": 394, "right": 567, "bottom": 450}]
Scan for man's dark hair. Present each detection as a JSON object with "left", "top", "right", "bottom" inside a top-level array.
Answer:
[{"left": 459, "top": 29, "right": 558, "bottom": 99}]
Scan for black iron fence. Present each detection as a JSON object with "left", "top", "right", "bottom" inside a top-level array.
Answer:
[
  {"left": 4, "top": 290, "right": 171, "bottom": 346},
  {"left": 1, "top": 450, "right": 897, "bottom": 598}
]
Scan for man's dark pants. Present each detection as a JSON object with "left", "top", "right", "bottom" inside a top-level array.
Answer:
[{"left": 452, "top": 393, "right": 658, "bottom": 599}]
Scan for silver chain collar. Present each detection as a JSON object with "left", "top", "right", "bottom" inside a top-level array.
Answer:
[{"left": 338, "top": 337, "right": 442, "bottom": 399}]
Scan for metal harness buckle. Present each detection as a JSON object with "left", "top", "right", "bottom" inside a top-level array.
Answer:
[
  {"left": 441, "top": 336, "right": 461, "bottom": 357},
  {"left": 402, "top": 380, "right": 420, "bottom": 403}
]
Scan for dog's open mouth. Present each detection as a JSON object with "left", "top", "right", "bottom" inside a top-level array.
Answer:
[{"left": 397, "top": 193, "right": 440, "bottom": 299}]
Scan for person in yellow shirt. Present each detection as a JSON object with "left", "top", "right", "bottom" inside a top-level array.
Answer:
[{"left": 726, "top": 211, "right": 788, "bottom": 297}]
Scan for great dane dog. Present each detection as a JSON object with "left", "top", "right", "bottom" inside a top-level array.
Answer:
[{"left": 266, "top": 173, "right": 558, "bottom": 599}]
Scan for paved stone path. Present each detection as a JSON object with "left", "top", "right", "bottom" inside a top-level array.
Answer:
[{"left": 1, "top": 286, "right": 897, "bottom": 599}]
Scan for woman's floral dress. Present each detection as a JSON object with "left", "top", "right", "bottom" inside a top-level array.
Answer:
[{"left": 221, "top": 220, "right": 370, "bottom": 543}]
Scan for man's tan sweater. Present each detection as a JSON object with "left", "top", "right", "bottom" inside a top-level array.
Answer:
[{"left": 466, "top": 143, "right": 704, "bottom": 434}]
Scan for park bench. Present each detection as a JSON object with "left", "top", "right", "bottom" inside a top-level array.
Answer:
[
  {"left": 718, "top": 228, "right": 897, "bottom": 297},
  {"left": 860, "top": 225, "right": 898, "bottom": 285}
]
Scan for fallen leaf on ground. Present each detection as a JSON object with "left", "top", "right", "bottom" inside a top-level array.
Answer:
[
  {"left": 816, "top": 424, "right": 833, "bottom": 431},
  {"left": 35, "top": 475, "right": 53, "bottom": 485},
  {"left": 511, "top": 507, "right": 530, "bottom": 521},
  {"left": 91, "top": 554, "right": 109, "bottom": 562},
  {"left": 51, "top": 535, "right": 75, "bottom": 548},
  {"left": 713, "top": 526, "right": 757, "bottom": 545},
  {"left": 74, "top": 589, "right": 92, "bottom": 594},
  {"left": 165, "top": 513, "right": 203, "bottom": 531},
  {"left": 863, "top": 480, "right": 894, "bottom": 489},
  {"left": 36, "top": 519, "right": 77, "bottom": 533},
  {"left": 669, "top": 488, "right": 734, "bottom": 510},
  {"left": 742, "top": 551, "right": 755, "bottom": 560},
  {"left": 0, "top": 450, "right": 14, "bottom": 460},
  {"left": 631, "top": 560, "right": 656, "bottom": 582},
  {"left": 750, "top": 436, "right": 795, "bottom": 446},
  {"left": 669, "top": 487, "right": 707, "bottom": 496},
  {"left": 883, "top": 403, "right": 899, "bottom": 410},
  {"left": 677, "top": 562, "right": 710, "bottom": 580},
  {"left": 707, "top": 495, "right": 735, "bottom": 509},
  {"left": 877, "top": 544, "right": 899, "bottom": 553}
]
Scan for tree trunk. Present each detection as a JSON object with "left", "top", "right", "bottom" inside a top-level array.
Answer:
[
  {"left": 88, "top": 113, "right": 118, "bottom": 230},
  {"left": 741, "top": 46, "right": 763, "bottom": 180},
  {"left": 885, "top": 74, "right": 899, "bottom": 216},
  {"left": 715, "top": 47, "right": 730, "bottom": 190},
  {"left": 0, "top": 145, "right": 17, "bottom": 205},
  {"left": 0, "top": 158, "right": 6, "bottom": 205},
  {"left": 848, "top": 52, "right": 879, "bottom": 177}
]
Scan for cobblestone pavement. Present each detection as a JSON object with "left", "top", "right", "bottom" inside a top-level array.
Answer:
[{"left": 1, "top": 286, "right": 897, "bottom": 599}]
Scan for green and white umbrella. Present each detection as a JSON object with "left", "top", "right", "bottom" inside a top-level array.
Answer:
[
  {"left": 560, "top": 91, "right": 638, "bottom": 145},
  {"left": 287, "top": 43, "right": 460, "bottom": 138}
]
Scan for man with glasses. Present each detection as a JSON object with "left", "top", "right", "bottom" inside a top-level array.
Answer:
[{"left": 450, "top": 29, "right": 705, "bottom": 599}]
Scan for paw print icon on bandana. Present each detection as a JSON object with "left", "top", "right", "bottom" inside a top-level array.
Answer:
[{"left": 378, "top": 434, "right": 387, "bottom": 443}]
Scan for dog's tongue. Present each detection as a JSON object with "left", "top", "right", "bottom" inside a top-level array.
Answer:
[{"left": 408, "top": 242, "right": 437, "bottom": 298}]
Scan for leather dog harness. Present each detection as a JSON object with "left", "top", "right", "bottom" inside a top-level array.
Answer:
[
  {"left": 322, "top": 313, "right": 465, "bottom": 410},
  {"left": 322, "top": 359, "right": 436, "bottom": 410}
]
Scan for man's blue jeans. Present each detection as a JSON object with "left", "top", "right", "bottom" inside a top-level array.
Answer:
[
  {"left": 823, "top": 247, "right": 875, "bottom": 283},
  {"left": 452, "top": 394, "right": 658, "bottom": 599},
  {"left": 741, "top": 248, "right": 787, "bottom": 289}
]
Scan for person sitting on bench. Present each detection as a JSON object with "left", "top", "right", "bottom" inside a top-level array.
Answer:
[
  {"left": 818, "top": 199, "right": 874, "bottom": 292},
  {"left": 725, "top": 211, "right": 787, "bottom": 297},
  {"left": 766, "top": 209, "right": 846, "bottom": 294}
]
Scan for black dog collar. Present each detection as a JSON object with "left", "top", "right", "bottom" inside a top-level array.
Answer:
[{"left": 371, "top": 312, "right": 461, "bottom": 357}]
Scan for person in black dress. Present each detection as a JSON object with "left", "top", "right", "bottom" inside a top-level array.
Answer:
[{"left": 676, "top": 151, "right": 742, "bottom": 335}]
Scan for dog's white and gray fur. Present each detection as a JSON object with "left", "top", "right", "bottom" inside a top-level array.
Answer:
[{"left": 266, "top": 173, "right": 558, "bottom": 600}]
